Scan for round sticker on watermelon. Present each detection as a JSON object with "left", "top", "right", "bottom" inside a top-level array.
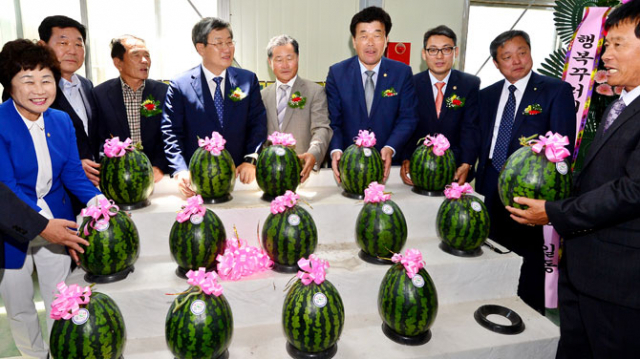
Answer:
[
  {"left": 190, "top": 299, "right": 206, "bottom": 315},
  {"left": 313, "top": 292, "right": 328, "bottom": 308},
  {"left": 382, "top": 204, "right": 394, "bottom": 215},
  {"left": 556, "top": 162, "right": 568, "bottom": 175},
  {"left": 72, "top": 308, "right": 90, "bottom": 325},
  {"left": 412, "top": 275, "right": 425, "bottom": 288},
  {"left": 288, "top": 214, "right": 300, "bottom": 226}
]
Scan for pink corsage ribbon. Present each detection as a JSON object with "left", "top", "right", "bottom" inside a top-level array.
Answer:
[
  {"left": 186, "top": 267, "right": 223, "bottom": 296},
  {"left": 423, "top": 134, "right": 450, "bottom": 156},
  {"left": 391, "top": 249, "right": 425, "bottom": 279},
  {"left": 80, "top": 198, "right": 119, "bottom": 236},
  {"left": 270, "top": 190, "right": 299, "bottom": 214},
  {"left": 297, "top": 254, "right": 329, "bottom": 285},
  {"left": 268, "top": 132, "right": 297, "bottom": 146},
  {"left": 364, "top": 181, "right": 390, "bottom": 203},
  {"left": 50, "top": 281, "right": 92, "bottom": 320},
  {"left": 216, "top": 237, "right": 273, "bottom": 281},
  {"left": 444, "top": 182, "right": 473, "bottom": 200},
  {"left": 198, "top": 131, "right": 226, "bottom": 155},
  {"left": 177, "top": 195, "right": 207, "bottom": 223},
  {"left": 104, "top": 137, "right": 133, "bottom": 158},
  {"left": 355, "top": 130, "right": 376, "bottom": 147},
  {"left": 529, "top": 131, "right": 571, "bottom": 163}
]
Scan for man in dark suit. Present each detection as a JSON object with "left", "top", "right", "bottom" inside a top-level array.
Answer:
[
  {"left": 94, "top": 35, "right": 168, "bottom": 182},
  {"left": 38, "top": 15, "right": 100, "bottom": 185},
  {"left": 326, "top": 6, "right": 417, "bottom": 183},
  {"left": 401, "top": 25, "right": 480, "bottom": 185},
  {"left": 509, "top": 2, "right": 640, "bottom": 357},
  {"left": 162, "top": 17, "right": 267, "bottom": 195},
  {"left": 475, "top": 30, "right": 576, "bottom": 313}
]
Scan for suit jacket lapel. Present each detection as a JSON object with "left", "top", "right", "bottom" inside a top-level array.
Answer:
[
  {"left": 264, "top": 83, "right": 278, "bottom": 124},
  {"left": 107, "top": 79, "right": 131, "bottom": 137},
  {"left": 482, "top": 82, "right": 503, "bottom": 153},
  {"left": 223, "top": 68, "right": 238, "bottom": 127},
  {"left": 350, "top": 58, "right": 368, "bottom": 118},
  {"left": 511, "top": 72, "right": 543, "bottom": 138},
  {"left": 282, "top": 78, "right": 303, "bottom": 131},
  {"left": 140, "top": 80, "right": 152, "bottom": 135},
  {"left": 421, "top": 73, "right": 437, "bottom": 121},
  {"left": 439, "top": 70, "right": 459, "bottom": 121},
  {"left": 191, "top": 67, "right": 205, "bottom": 108},
  {"left": 370, "top": 59, "right": 387, "bottom": 119}
]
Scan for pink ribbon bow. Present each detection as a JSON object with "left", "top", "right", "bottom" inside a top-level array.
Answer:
[
  {"left": 423, "top": 134, "right": 450, "bottom": 156},
  {"left": 529, "top": 131, "right": 571, "bottom": 163},
  {"left": 186, "top": 267, "right": 224, "bottom": 296},
  {"left": 444, "top": 182, "right": 473, "bottom": 199},
  {"left": 104, "top": 137, "right": 133, "bottom": 158},
  {"left": 216, "top": 237, "right": 273, "bottom": 281},
  {"left": 50, "top": 282, "right": 92, "bottom": 320},
  {"left": 80, "top": 198, "right": 119, "bottom": 236},
  {"left": 176, "top": 195, "right": 207, "bottom": 223},
  {"left": 297, "top": 254, "right": 330, "bottom": 285},
  {"left": 270, "top": 190, "right": 299, "bottom": 214},
  {"left": 198, "top": 131, "right": 226, "bottom": 155},
  {"left": 364, "top": 181, "right": 391, "bottom": 203},
  {"left": 268, "top": 132, "right": 297, "bottom": 146},
  {"left": 355, "top": 130, "right": 376, "bottom": 147},
  {"left": 391, "top": 249, "right": 425, "bottom": 279}
]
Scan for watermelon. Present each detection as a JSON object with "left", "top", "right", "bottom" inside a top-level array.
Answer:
[
  {"left": 339, "top": 145, "right": 383, "bottom": 198},
  {"left": 410, "top": 145, "right": 456, "bottom": 194},
  {"left": 262, "top": 205, "right": 317, "bottom": 272},
  {"left": 256, "top": 145, "right": 302, "bottom": 199},
  {"left": 498, "top": 145, "right": 572, "bottom": 209},
  {"left": 378, "top": 264, "right": 438, "bottom": 344},
  {"left": 169, "top": 209, "right": 227, "bottom": 278},
  {"left": 77, "top": 211, "right": 140, "bottom": 283},
  {"left": 100, "top": 148, "right": 154, "bottom": 210},
  {"left": 356, "top": 200, "right": 407, "bottom": 264},
  {"left": 189, "top": 147, "right": 236, "bottom": 203},
  {"left": 50, "top": 292, "right": 126, "bottom": 359},
  {"left": 436, "top": 194, "right": 490, "bottom": 256},
  {"left": 282, "top": 279, "right": 344, "bottom": 356},
  {"left": 165, "top": 287, "right": 233, "bottom": 359}
]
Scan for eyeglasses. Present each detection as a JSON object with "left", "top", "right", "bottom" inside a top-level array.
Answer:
[
  {"left": 425, "top": 46, "right": 456, "bottom": 56},
  {"left": 207, "top": 41, "right": 236, "bottom": 49}
]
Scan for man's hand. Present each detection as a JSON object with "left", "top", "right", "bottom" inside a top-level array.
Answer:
[
  {"left": 454, "top": 163, "right": 471, "bottom": 185},
  {"left": 81, "top": 159, "right": 101, "bottom": 186},
  {"left": 175, "top": 171, "right": 196, "bottom": 197},
  {"left": 380, "top": 147, "right": 393, "bottom": 183},
  {"left": 400, "top": 159, "right": 413, "bottom": 186},
  {"left": 152, "top": 166, "right": 164, "bottom": 183},
  {"left": 505, "top": 197, "right": 549, "bottom": 226},
  {"left": 331, "top": 151, "right": 342, "bottom": 184},
  {"left": 39, "top": 219, "right": 89, "bottom": 255},
  {"left": 298, "top": 153, "right": 316, "bottom": 183},
  {"left": 237, "top": 163, "right": 256, "bottom": 184}
]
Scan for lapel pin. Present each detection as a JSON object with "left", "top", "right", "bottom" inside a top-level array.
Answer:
[
  {"left": 383, "top": 73, "right": 387, "bottom": 77},
  {"left": 534, "top": 87, "right": 537, "bottom": 91},
  {"left": 453, "top": 86, "right": 457, "bottom": 90},
  {"left": 47, "top": 133, "right": 51, "bottom": 137}
]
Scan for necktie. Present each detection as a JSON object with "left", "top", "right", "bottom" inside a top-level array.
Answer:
[
  {"left": 603, "top": 98, "right": 626, "bottom": 133},
  {"left": 492, "top": 85, "right": 518, "bottom": 171},
  {"left": 365, "top": 70, "right": 375, "bottom": 116},
  {"left": 213, "top": 77, "right": 224, "bottom": 127},
  {"left": 277, "top": 84, "right": 290, "bottom": 130},
  {"left": 435, "top": 82, "right": 445, "bottom": 118}
]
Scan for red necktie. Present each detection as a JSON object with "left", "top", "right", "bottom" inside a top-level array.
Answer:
[{"left": 435, "top": 82, "right": 445, "bottom": 118}]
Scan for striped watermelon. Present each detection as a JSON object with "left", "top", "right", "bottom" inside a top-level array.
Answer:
[
  {"left": 339, "top": 145, "right": 383, "bottom": 198},
  {"left": 356, "top": 200, "right": 407, "bottom": 263},
  {"left": 50, "top": 292, "right": 126, "bottom": 359},
  {"left": 378, "top": 264, "right": 438, "bottom": 342},
  {"left": 498, "top": 146, "right": 572, "bottom": 209},
  {"left": 262, "top": 205, "right": 317, "bottom": 272},
  {"left": 165, "top": 287, "right": 233, "bottom": 359},
  {"left": 189, "top": 147, "right": 236, "bottom": 202},
  {"left": 282, "top": 279, "right": 344, "bottom": 355},
  {"left": 100, "top": 148, "right": 154, "bottom": 209},
  {"left": 436, "top": 195, "right": 490, "bottom": 253},
  {"left": 410, "top": 145, "right": 456, "bottom": 193},
  {"left": 169, "top": 209, "right": 227, "bottom": 277},
  {"left": 77, "top": 211, "right": 139, "bottom": 282},
  {"left": 256, "top": 145, "right": 302, "bottom": 198}
]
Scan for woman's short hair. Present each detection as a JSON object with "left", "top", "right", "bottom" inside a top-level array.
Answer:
[{"left": 0, "top": 39, "right": 61, "bottom": 100}]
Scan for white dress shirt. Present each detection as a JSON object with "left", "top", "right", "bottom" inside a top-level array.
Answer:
[
  {"left": 275, "top": 75, "right": 298, "bottom": 107},
  {"left": 620, "top": 84, "right": 640, "bottom": 106},
  {"left": 60, "top": 74, "right": 90, "bottom": 135},
  {"left": 202, "top": 65, "right": 227, "bottom": 102},
  {"left": 358, "top": 59, "right": 381, "bottom": 89},
  {"left": 428, "top": 70, "right": 452, "bottom": 102}
]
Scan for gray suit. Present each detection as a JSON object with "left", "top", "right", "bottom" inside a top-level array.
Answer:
[{"left": 261, "top": 77, "right": 332, "bottom": 165}]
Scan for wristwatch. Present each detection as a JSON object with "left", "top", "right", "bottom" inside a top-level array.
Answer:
[{"left": 243, "top": 157, "right": 257, "bottom": 165}]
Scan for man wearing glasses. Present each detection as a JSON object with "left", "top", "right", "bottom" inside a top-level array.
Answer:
[
  {"left": 326, "top": 6, "right": 417, "bottom": 183},
  {"left": 401, "top": 25, "right": 480, "bottom": 186},
  {"left": 161, "top": 17, "right": 267, "bottom": 196}
]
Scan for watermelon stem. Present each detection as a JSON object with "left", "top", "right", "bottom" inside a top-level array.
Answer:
[
  {"left": 519, "top": 134, "right": 538, "bottom": 147},
  {"left": 171, "top": 286, "right": 203, "bottom": 313},
  {"left": 283, "top": 275, "right": 298, "bottom": 292},
  {"left": 299, "top": 198, "right": 313, "bottom": 210}
]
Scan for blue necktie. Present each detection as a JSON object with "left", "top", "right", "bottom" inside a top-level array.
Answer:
[
  {"left": 213, "top": 77, "right": 224, "bottom": 127},
  {"left": 492, "top": 85, "right": 517, "bottom": 171}
]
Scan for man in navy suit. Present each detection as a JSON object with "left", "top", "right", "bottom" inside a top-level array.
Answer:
[
  {"left": 326, "top": 6, "right": 418, "bottom": 182},
  {"left": 401, "top": 25, "right": 480, "bottom": 186},
  {"left": 509, "top": 2, "right": 640, "bottom": 356},
  {"left": 94, "top": 35, "right": 168, "bottom": 182},
  {"left": 475, "top": 30, "right": 576, "bottom": 313},
  {"left": 161, "top": 17, "right": 267, "bottom": 195},
  {"left": 38, "top": 15, "right": 100, "bottom": 185}
]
